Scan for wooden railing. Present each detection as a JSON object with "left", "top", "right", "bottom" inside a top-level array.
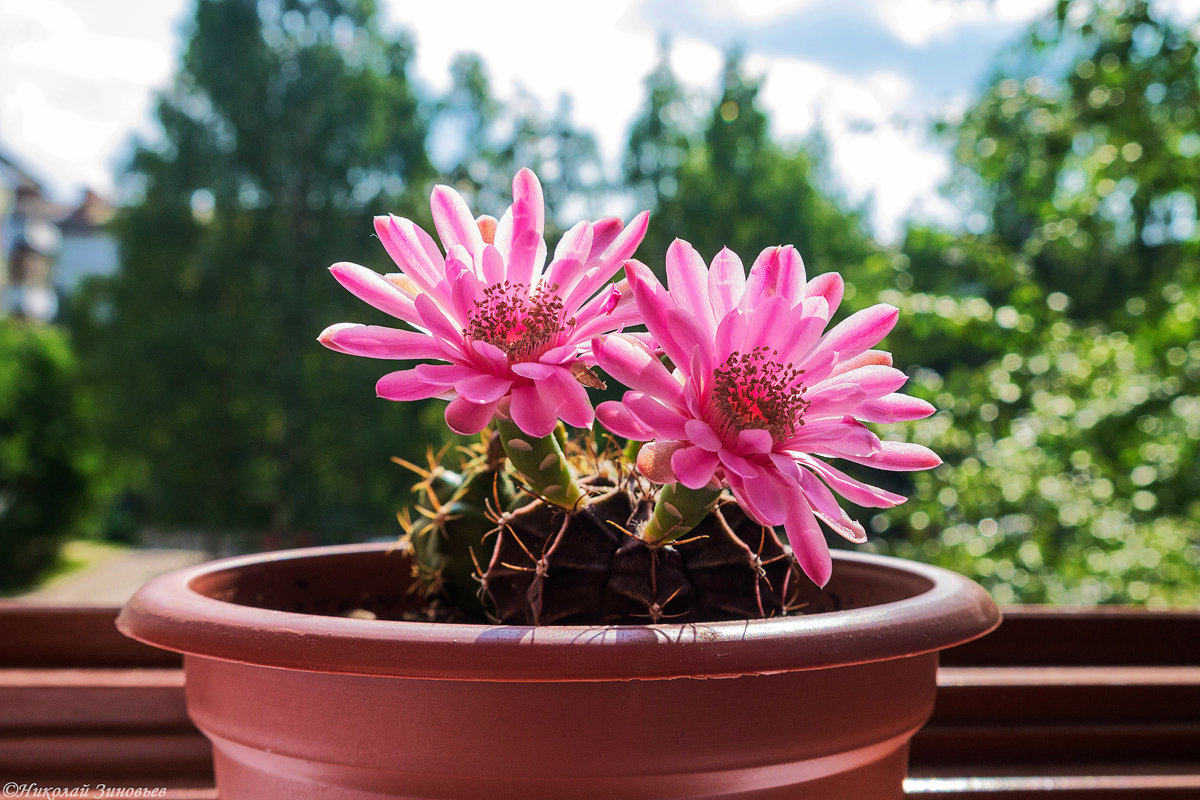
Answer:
[{"left": 1, "top": 604, "right": 1198, "bottom": 798}]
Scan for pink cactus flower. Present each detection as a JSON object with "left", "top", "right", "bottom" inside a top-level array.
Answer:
[
  {"left": 319, "top": 169, "right": 649, "bottom": 437},
  {"left": 593, "top": 240, "right": 940, "bottom": 586}
]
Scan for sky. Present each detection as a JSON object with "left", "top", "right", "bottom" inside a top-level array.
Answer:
[{"left": 2, "top": 0, "right": 1198, "bottom": 242}]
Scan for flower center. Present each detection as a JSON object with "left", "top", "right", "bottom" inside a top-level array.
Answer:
[
  {"left": 465, "top": 281, "right": 568, "bottom": 362},
  {"left": 711, "top": 347, "right": 810, "bottom": 441}
]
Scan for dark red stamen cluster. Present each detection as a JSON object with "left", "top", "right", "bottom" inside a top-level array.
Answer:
[
  {"left": 711, "top": 346, "right": 809, "bottom": 441},
  {"left": 466, "top": 281, "right": 566, "bottom": 362}
]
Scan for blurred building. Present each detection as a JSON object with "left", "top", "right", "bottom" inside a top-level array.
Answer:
[{"left": 1, "top": 149, "right": 118, "bottom": 322}]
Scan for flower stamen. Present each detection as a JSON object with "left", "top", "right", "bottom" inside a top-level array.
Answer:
[
  {"left": 465, "top": 281, "right": 566, "bottom": 362},
  {"left": 711, "top": 346, "right": 810, "bottom": 441}
]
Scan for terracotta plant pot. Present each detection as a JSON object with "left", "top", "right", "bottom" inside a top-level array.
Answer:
[{"left": 117, "top": 543, "right": 999, "bottom": 800}]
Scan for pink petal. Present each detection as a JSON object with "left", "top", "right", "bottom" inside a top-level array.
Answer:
[
  {"left": 838, "top": 441, "right": 942, "bottom": 472},
  {"left": 670, "top": 445, "right": 720, "bottom": 490},
  {"left": 624, "top": 260, "right": 690, "bottom": 370},
  {"left": 637, "top": 440, "right": 686, "bottom": 483},
  {"left": 593, "top": 334, "right": 685, "bottom": 406},
  {"left": 329, "top": 262, "right": 420, "bottom": 325},
  {"left": 565, "top": 211, "right": 650, "bottom": 311},
  {"left": 496, "top": 170, "right": 547, "bottom": 286},
  {"left": 414, "top": 363, "right": 477, "bottom": 385},
  {"left": 597, "top": 400, "right": 655, "bottom": 440},
  {"left": 684, "top": 418, "right": 722, "bottom": 452},
  {"left": 445, "top": 395, "right": 501, "bottom": 435},
  {"left": 414, "top": 292, "right": 467, "bottom": 353},
  {"left": 509, "top": 384, "right": 558, "bottom": 437},
  {"left": 511, "top": 362, "right": 557, "bottom": 381},
  {"left": 795, "top": 455, "right": 906, "bottom": 508},
  {"left": 798, "top": 469, "right": 866, "bottom": 543},
  {"left": 372, "top": 216, "right": 446, "bottom": 297},
  {"left": 480, "top": 244, "right": 506, "bottom": 284},
  {"left": 785, "top": 418, "right": 882, "bottom": 458},
  {"left": 665, "top": 239, "right": 717, "bottom": 337},
  {"left": 376, "top": 369, "right": 456, "bottom": 401},
  {"left": 430, "top": 185, "right": 484, "bottom": 260},
  {"left": 454, "top": 373, "right": 513, "bottom": 404},
  {"left": 544, "top": 221, "right": 593, "bottom": 290},
  {"left": 571, "top": 285, "right": 640, "bottom": 342},
  {"left": 745, "top": 245, "right": 806, "bottom": 304},
  {"left": 736, "top": 428, "right": 774, "bottom": 454},
  {"left": 586, "top": 218, "right": 624, "bottom": 260},
  {"left": 714, "top": 307, "right": 748, "bottom": 363},
  {"left": 856, "top": 393, "right": 937, "bottom": 423},
  {"left": 318, "top": 323, "right": 448, "bottom": 361},
  {"left": 804, "top": 272, "right": 844, "bottom": 319},
  {"left": 809, "top": 304, "right": 899, "bottom": 366},
  {"left": 470, "top": 340, "right": 510, "bottom": 374},
  {"left": 544, "top": 366, "right": 595, "bottom": 429},
  {"left": 830, "top": 349, "right": 893, "bottom": 376},
  {"left": 624, "top": 392, "right": 690, "bottom": 440},
  {"left": 732, "top": 471, "right": 788, "bottom": 526},
  {"left": 708, "top": 247, "right": 746, "bottom": 320},
  {"left": 717, "top": 448, "right": 759, "bottom": 479},
  {"left": 781, "top": 493, "right": 832, "bottom": 587},
  {"left": 742, "top": 294, "right": 789, "bottom": 353},
  {"left": 805, "top": 365, "right": 910, "bottom": 418}
]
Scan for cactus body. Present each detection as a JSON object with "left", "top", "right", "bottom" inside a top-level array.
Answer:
[{"left": 402, "top": 435, "right": 804, "bottom": 625}]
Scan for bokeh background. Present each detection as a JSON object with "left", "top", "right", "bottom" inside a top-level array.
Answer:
[{"left": 1, "top": 0, "right": 1197, "bottom": 605}]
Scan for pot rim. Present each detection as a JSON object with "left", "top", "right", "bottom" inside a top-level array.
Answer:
[{"left": 117, "top": 543, "right": 1000, "bottom": 681}]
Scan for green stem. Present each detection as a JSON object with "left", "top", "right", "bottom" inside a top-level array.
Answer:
[
  {"left": 495, "top": 417, "right": 585, "bottom": 509},
  {"left": 642, "top": 484, "right": 722, "bottom": 545}
]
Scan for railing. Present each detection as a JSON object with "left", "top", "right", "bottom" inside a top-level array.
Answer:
[{"left": 1, "top": 604, "right": 1198, "bottom": 798}]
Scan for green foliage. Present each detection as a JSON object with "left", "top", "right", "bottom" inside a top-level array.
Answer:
[
  {"left": 626, "top": 50, "right": 877, "bottom": 280},
  {"left": 947, "top": 0, "right": 1200, "bottom": 322},
  {"left": 0, "top": 321, "right": 95, "bottom": 590},
  {"left": 77, "top": 0, "right": 438, "bottom": 538}
]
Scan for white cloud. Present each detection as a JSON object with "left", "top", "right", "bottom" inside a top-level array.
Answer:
[{"left": 874, "top": 0, "right": 1052, "bottom": 47}]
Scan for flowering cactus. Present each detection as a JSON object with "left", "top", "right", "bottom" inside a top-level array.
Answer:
[
  {"left": 593, "top": 241, "right": 939, "bottom": 586},
  {"left": 321, "top": 169, "right": 937, "bottom": 623}
]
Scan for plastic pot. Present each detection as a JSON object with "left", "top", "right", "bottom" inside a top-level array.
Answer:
[{"left": 117, "top": 543, "right": 999, "bottom": 799}]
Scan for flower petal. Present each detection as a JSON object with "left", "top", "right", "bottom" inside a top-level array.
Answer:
[
  {"left": 329, "top": 262, "right": 420, "bottom": 325},
  {"left": 624, "top": 392, "right": 690, "bottom": 440},
  {"left": 665, "top": 239, "right": 717, "bottom": 337},
  {"left": 856, "top": 393, "right": 937, "bottom": 423},
  {"left": 745, "top": 245, "right": 805, "bottom": 304},
  {"left": 809, "top": 304, "right": 899, "bottom": 366},
  {"left": 593, "top": 333, "right": 685, "bottom": 406},
  {"left": 597, "top": 400, "right": 655, "bottom": 440},
  {"left": 318, "top": 323, "right": 447, "bottom": 361},
  {"left": 544, "top": 366, "right": 595, "bottom": 429},
  {"left": 804, "top": 272, "right": 843, "bottom": 319},
  {"left": 509, "top": 384, "right": 558, "bottom": 437},
  {"left": 684, "top": 418, "right": 723, "bottom": 452},
  {"left": 373, "top": 216, "right": 447, "bottom": 298},
  {"left": 445, "top": 395, "right": 500, "bottom": 435},
  {"left": 637, "top": 440, "right": 686, "bottom": 483},
  {"left": 707, "top": 247, "right": 746, "bottom": 320},
  {"left": 798, "top": 468, "right": 866, "bottom": 543},
  {"left": 454, "top": 373, "right": 513, "bottom": 404},
  {"left": 838, "top": 441, "right": 943, "bottom": 471},
  {"left": 795, "top": 455, "right": 907, "bottom": 508},
  {"left": 670, "top": 445, "right": 719, "bottom": 490},
  {"left": 376, "top": 369, "right": 456, "bottom": 401},
  {"left": 718, "top": 448, "right": 760, "bottom": 479},
  {"left": 781, "top": 492, "right": 832, "bottom": 587},
  {"left": 430, "top": 184, "right": 485, "bottom": 260}
]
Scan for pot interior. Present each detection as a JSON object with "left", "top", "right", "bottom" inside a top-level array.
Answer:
[{"left": 188, "top": 545, "right": 934, "bottom": 621}]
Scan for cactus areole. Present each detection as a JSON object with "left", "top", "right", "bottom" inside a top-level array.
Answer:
[{"left": 118, "top": 168, "right": 1001, "bottom": 799}]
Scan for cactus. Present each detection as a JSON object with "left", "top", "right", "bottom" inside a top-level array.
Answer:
[{"left": 401, "top": 428, "right": 803, "bottom": 625}]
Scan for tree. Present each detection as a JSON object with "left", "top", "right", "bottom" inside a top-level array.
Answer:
[
  {"left": 78, "top": 0, "right": 439, "bottom": 540},
  {"left": 946, "top": 0, "right": 1200, "bottom": 322},
  {"left": 434, "top": 53, "right": 608, "bottom": 237},
  {"left": 0, "top": 320, "right": 95, "bottom": 589},
  {"left": 629, "top": 50, "right": 878, "bottom": 287}
]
